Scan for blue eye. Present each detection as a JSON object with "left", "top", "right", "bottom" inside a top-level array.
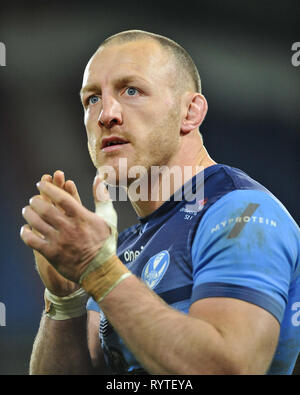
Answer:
[
  {"left": 126, "top": 87, "right": 138, "bottom": 96},
  {"left": 88, "top": 95, "right": 100, "bottom": 105}
]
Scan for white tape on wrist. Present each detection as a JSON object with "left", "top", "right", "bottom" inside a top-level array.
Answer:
[
  {"left": 79, "top": 182, "right": 132, "bottom": 303},
  {"left": 44, "top": 288, "right": 89, "bottom": 321}
]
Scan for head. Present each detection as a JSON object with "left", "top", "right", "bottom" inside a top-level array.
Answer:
[{"left": 80, "top": 30, "right": 207, "bottom": 186}]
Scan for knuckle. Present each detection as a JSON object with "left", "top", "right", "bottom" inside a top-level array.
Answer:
[
  {"left": 55, "top": 215, "right": 68, "bottom": 228},
  {"left": 58, "top": 196, "right": 66, "bottom": 206},
  {"left": 60, "top": 196, "right": 71, "bottom": 209}
]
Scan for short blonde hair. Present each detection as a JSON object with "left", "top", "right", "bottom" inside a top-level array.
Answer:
[{"left": 100, "top": 30, "right": 202, "bottom": 94}]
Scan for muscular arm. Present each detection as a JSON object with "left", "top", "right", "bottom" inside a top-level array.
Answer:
[
  {"left": 87, "top": 310, "right": 111, "bottom": 374},
  {"left": 99, "top": 275, "right": 280, "bottom": 375},
  {"left": 30, "top": 311, "right": 106, "bottom": 375},
  {"left": 21, "top": 178, "right": 281, "bottom": 375},
  {"left": 22, "top": 173, "right": 109, "bottom": 375}
]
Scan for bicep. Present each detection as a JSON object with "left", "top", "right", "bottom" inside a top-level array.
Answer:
[{"left": 189, "top": 297, "right": 280, "bottom": 374}]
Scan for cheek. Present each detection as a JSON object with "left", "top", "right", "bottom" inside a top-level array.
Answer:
[
  {"left": 164, "top": 97, "right": 174, "bottom": 108},
  {"left": 84, "top": 111, "right": 99, "bottom": 142},
  {"left": 87, "top": 134, "right": 97, "bottom": 151},
  {"left": 84, "top": 107, "right": 92, "bottom": 127},
  {"left": 87, "top": 140, "right": 97, "bottom": 168},
  {"left": 84, "top": 111, "right": 100, "bottom": 166},
  {"left": 84, "top": 106, "right": 101, "bottom": 129}
]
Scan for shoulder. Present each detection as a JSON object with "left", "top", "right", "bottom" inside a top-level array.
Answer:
[
  {"left": 193, "top": 188, "right": 299, "bottom": 262},
  {"left": 200, "top": 164, "right": 298, "bottom": 237},
  {"left": 204, "top": 164, "right": 271, "bottom": 193},
  {"left": 200, "top": 188, "right": 299, "bottom": 237}
]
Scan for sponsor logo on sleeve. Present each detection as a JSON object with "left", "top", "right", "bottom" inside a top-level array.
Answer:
[{"left": 210, "top": 203, "right": 278, "bottom": 237}]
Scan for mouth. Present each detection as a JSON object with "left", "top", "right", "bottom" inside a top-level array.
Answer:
[{"left": 101, "top": 136, "right": 130, "bottom": 152}]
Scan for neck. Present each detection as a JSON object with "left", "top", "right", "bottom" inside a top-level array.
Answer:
[{"left": 129, "top": 144, "right": 216, "bottom": 218}]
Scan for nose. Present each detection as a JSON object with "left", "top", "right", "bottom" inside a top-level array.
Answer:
[{"left": 98, "top": 96, "right": 123, "bottom": 129}]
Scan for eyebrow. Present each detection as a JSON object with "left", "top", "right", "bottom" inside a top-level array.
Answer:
[
  {"left": 79, "top": 84, "right": 100, "bottom": 100},
  {"left": 79, "top": 74, "right": 150, "bottom": 100}
]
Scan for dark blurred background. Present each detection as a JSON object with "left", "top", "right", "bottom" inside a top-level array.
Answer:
[{"left": 0, "top": 0, "right": 299, "bottom": 375}]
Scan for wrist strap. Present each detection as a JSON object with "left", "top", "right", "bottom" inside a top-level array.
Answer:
[
  {"left": 44, "top": 287, "right": 89, "bottom": 320},
  {"left": 81, "top": 255, "right": 132, "bottom": 303}
]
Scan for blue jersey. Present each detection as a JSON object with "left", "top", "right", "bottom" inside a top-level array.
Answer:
[{"left": 87, "top": 164, "right": 300, "bottom": 375}]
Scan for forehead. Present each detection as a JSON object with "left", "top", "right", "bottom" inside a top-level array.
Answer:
[{"left": 82, "top": 39, "right": 173, "bottom": 88}]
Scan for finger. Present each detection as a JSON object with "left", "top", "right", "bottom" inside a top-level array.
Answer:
[
  {"left": 53, "top": 170, "right": 65, "bottom": 189},
  {"left": 53, "top": 171, "right": 68, "bottom": 214},
  {"left": 41, "top": 174, "right": 52, "bottom": 183},
  {"left": 20, "top": 224, "right": 48, "bottom": 253},
  {"left": 29, "top": 195, "right": 67, "bottom": 229},
  {"left": 40, "top": 174, "right": 53, "bottom": 202},
  {"left": 22, "top": 205, "right": 55, "bottom": 239},
  {"left": 36, "top": 181, "right": 82, "bottom": 217},
  {"left": 64, "top": 180, "right": 82, "bottom": 204}
]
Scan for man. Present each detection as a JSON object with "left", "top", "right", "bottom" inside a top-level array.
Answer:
[{"left": 20, "top": 30, "right": 300, "bottom": 375}]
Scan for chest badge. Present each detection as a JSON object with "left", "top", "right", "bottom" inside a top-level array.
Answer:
[{"left": 141, "top": 250, "right": 170, "bottom": 290}]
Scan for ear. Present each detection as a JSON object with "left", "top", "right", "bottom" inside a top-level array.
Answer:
[{"left": 180, "top": 93, "right": 208, "bottom": 135}]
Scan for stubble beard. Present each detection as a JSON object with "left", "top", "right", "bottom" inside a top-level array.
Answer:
[{"left": 88, "top": 103, "right": 181, "bottom": 188}]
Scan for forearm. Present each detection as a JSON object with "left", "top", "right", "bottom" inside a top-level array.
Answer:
[
  {"left": 30, "top": 313, "right": 94, "bottom": 375},
  {"left": 99, "top": 275, "right": 234, "bottom": 375}
]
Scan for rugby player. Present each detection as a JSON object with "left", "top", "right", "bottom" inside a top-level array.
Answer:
[{"left": 21, "top": 30, "right": 300, "bottom": 375}]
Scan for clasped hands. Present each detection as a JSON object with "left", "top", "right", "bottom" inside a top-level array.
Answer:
[{"left": 20, "top": 173, "right": 114, "bottom": 286}]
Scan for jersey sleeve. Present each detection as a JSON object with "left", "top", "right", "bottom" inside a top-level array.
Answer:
[
  {"left": 191, "top": 189, "right": 299, "bottom": 323},
  {"left": 86, "top": 296, "right": 101, "bottom": 313}
]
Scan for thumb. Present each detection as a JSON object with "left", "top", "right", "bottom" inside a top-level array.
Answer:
[{"left": 93, "top": 175, "right": 118, "bottom": 230}]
